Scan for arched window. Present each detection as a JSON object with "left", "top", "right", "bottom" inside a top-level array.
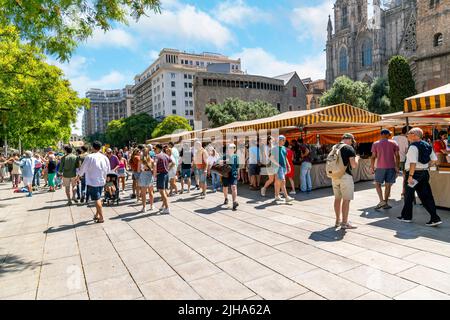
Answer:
[
  {"left": 339, "top": 47, "right": 348, "bottom": 73},
  {"left": 361, "top": 39, "right": 373, "bottom": 67},
  {"left": 434, "top": 33, "right": 443, "bottom": 47}
]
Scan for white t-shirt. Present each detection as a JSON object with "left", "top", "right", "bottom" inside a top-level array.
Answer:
[
  {"left": 405, "top": 145, "right": 437, "bottom": 171},
  {"left": 78, "top": 152, "right": 110, "bottom": 187},
  {"left": 207, "top": 155, "right": 219, "bottom": 166},
  {"left": 393, "top": 135, "right": 409, "bottom": 162}
]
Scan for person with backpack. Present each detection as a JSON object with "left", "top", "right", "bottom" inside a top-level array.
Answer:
[
  {"left": 220, "top": 143, "right": 240, "bottom": 211},
  {"left": 326, "top": 133, "right": 359, "bottom": 229},
  {"left": 397, "top": 127, "right": 441, "bottom": 226}
]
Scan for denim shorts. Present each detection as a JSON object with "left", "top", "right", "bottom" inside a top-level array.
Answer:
[
  {"left": 194, "top": 168, "right": 207, "bottom": 184},
  {"left": 138, "top": 171, "right": 153, "bottom": 187},
  {"left": 132, "top": 172, "right": 140, "bottom": 181},
  {"left": 248, "top": 164, "right": 260, "bottom": 176},
  {"left": 181, "top": 168, "right": 191, "bottom": 181},
  {"left": 156, "top": 173, "right": 169, "bottom": 190},
  {"left": 222, "top": 176, "right": 238, "bottom": 187},
  {"left": 87, "top": 185, "right": 103, "bottom": 201},
  {"left": 276, "top": 167, "right": 286, "bottom": 180},
  {"left": 375, "top": 168, "right": 397, "bottom": 184}
]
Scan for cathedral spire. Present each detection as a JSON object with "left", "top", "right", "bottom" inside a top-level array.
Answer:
[{"left": 327, "top": 15, "right": 333, "bottom": 40}]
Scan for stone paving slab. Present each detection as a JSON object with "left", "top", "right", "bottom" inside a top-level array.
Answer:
[{"left": 1, "top": 177, "right": 450, "bottom": 300}]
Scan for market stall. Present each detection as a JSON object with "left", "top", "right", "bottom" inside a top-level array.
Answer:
[
  {"left": 389, "top": 83, "right": 450, "bottom": 208},
  {"left": 202, "top": 103, "right": 382, "bottom": 189}
]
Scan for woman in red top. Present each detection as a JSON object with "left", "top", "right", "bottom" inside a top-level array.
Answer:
[
  {"left": 433, "top": 131, "right": 448, "bottom": 164},
  {"left": 284, "top": 141, "right": 296, "bottom": 194}
]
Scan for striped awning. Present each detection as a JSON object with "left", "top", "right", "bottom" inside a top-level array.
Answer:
[
  {"left": 404, "top": 84, "right": 450, "bottom": 113},
  {"left": 205, "top": 103, "right": 381, "bottom": 134}
]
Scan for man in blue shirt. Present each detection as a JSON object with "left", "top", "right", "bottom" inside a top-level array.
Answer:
[
  {"left": 20, "top": 151, "right": 35, "bottom": 197},
  {"left": 271, "top": 135, "right": 294, "bottom": 204},
  {"left": 248, "top": 137, "right": 261, "bottom": 190}
]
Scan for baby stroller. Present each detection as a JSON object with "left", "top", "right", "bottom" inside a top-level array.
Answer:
[{"left": 103, "top": 172, "right": 120, "bottom": 206}]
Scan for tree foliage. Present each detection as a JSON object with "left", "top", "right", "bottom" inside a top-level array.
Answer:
[
  {"left": 388, "top": 55, "right": 417, "bottom": 112},
  {"left": 105, "top": 113, "right": 158, "bottom": 147},
  {"left": 151, "top": 115, "right": 192, "bottom": 138},
  {"left": 205, "top": 98, "right": 280, "bottom": 128},
  {"left": 368, "top": 77, "right": 391, "bottom": 114},
  {"left": 0, "top": 25, "right": 88, "bottom": 150},
  {"left": 0, "top": 0, "right": 161, "bottom": 61},
  {"left": 320, "top": 76, "right": 371, "bottom": 109}
]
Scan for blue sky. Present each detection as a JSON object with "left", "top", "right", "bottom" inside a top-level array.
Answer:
[{"left": 52, "top": 0, "right": 335, "bottom": 134}]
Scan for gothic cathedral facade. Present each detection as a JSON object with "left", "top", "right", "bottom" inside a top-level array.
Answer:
[{"left": 326, "top": 0, "right": 449, "bottom": 92}]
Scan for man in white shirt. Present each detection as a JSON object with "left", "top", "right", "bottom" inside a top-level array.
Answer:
[
  {"left": 397, "top": 127, "right": 442, "bottom": 226},
  {"left": 77, "top": 141, "right": 110, "bottom": 223}
]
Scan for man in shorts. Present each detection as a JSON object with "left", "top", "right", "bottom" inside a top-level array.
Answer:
[
  {"left": 59, "top": 145, "right": 79, "bottom": 206},
  {"left": 77, "top": 141, "right": 110, "bottom": 223},
  {"left": 193, "top": 140, "right": 208, "bottom": 199},
  {"left": 370, "top": 129, "right": 400, "bottom": 209},
  {"left": 331, "top": 133, "right": 359, "bottom": 229},
  {"left": 154, "top": 144, "right": 172, "bottom": 214},
  {"left": 180, "top": 142, "right": 192, "bottom": 194},
  {"left": 248, "top": 137, "right": 261, "bottom": 190}
]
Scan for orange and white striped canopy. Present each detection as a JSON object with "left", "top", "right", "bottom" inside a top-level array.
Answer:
[{"left": 404, "top": 84, "right": 450, "bottom": 113}]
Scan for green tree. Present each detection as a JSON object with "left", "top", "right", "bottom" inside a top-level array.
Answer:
[
  {"left": 320, "top": 76, "right": 371, "bottom": 109},
  {"left": 205, "top": 98, "right": 279, "bottom": 128},
  {"left": 0, "top": 25, "right": 88, "bottom": 150},
  {"left": 0, "top": 0, "right": 161, "bottom": 61},
  {"left": 151, "top": 115, "right": 192, "bottom": 138},
  {"left": 104, "top": 113, "right": 157, "bottom": 147},
  {"left": 388, "top": 55, "right": 417, "bottom": 112},
  {"left": 368, "top": 77, "right": 391, "bottom": 114}
]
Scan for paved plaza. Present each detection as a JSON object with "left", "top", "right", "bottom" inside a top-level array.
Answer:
[{"left": 1, "top": 178, "right": 450, "bottom": 300}]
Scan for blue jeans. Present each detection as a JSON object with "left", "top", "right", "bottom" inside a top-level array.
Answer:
[
  {"left": 300, "top": 162, "right": 312, "bottom": 192},
  {"left": 32, "top": 168, "right": 41, "bottom": 187},
  {"left": 211, "top": 172, "right": 221, "bottom": 191}
]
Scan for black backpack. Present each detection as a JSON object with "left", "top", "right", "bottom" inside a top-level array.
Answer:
[{"left": 411, "top": 141, "right": 432, "bottom": 164}]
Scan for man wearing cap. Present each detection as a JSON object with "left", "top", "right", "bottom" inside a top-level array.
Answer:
[
  {"left": 370, "top": 129, "right": 400, "bottom": 209},
  {"left": 270, "top": 135, "right": 294, "bottom": 204},
  {"left": 332, "top": 133, "right": 359, "bottom": 229},
  {"left": 398, "top": 127, "right": 442, "bottom": 226}
]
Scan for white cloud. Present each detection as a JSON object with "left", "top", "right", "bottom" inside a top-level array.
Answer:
[
  {"left": 232, "top": 47, "right": 325, "bottom": 80},
  {"left": 291, "top": 0, "right": 334, "bottom": 44},
  {"left": 147, "top": 50, "right": 160, "bottom": 61},
  {"left": 130, "top": 3, "right": 234, "bottom": 49},
  {"left": 85, "top": 28, "right": 137, "bottom": 49},
  {"left": 215, "top": 0, "right": 271, "bottom": 27}
]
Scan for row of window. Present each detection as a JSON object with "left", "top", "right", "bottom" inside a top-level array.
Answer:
[
  {"left": 202, "top": 78, "right": 283, "bottom": 91},
  {"left": 339, "top": 39, "right": 372, "bottom": 73}
]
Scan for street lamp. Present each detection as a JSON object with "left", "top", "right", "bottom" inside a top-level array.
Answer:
[{"left": 0, "top": 107, "right": 11, "bottom": 157}]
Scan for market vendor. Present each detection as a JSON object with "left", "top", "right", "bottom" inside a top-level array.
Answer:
[{"left": 433, "top": 130, "right": 448, "bottom": 164}]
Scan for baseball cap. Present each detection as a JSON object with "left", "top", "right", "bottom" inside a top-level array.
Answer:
[
  {"left": 106, "top": 148, "right": 112, "bottom": 153},
  {"left": 380, "top": 129, "right": 391, "bottom": 135},
  {"left": 342, "top": 133, "right": 355, "bottom": 141},
  {"left": 279, "top": 135, "right": 286, "bottom": 141}
]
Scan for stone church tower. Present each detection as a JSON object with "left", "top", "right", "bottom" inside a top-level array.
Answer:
[{"left": 326, "top": 0, "right": 417, "bottom": 89}]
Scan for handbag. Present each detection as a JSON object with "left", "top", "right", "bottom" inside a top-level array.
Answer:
[{"left": 211, "top": 163, "right": 231, "bottom": 178}]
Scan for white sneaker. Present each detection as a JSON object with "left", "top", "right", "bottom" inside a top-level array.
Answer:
[
  {"left": 285, "top": 196, "right": 294, "bottom": 203},
  {"left": 289, "top": 191, "right": 296, "bottom": 195},
  {"left": 162, "top": 208, "right": 170, "bottom": 214},
  {"left": 274, "top": 196, "right": 282, "bottom": 201},
  {"left": 141, "top": 207, "right": 146, "bottom": 213},
  {"left": 261, "top": 187, "right": 266, "bottom": 197}
]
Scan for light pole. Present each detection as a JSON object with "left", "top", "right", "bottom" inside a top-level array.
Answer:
[{"left": 0, "top": 107, "right": 11, "bottom": 157}]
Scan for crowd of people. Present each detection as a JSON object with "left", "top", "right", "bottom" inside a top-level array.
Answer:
[{"left": 0, "top": 126, "right": 445, "bottom": 228}]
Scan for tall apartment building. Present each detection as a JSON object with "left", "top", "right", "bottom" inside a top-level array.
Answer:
[
  {"left": 82, "top": 85, "right": 133, "bottom": 136},
  {"left": 132, "top": 48, "right": 243, "bottom": 128}
]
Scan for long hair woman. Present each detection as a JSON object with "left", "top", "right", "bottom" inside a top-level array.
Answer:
[
  {"left": 138, "top": 148, "right": 155, "bottom": 212},
  {"left": 116, "top": 150, "right": 128, "bottom": 192},
  {"left": 260, "top": 135, "right": 276, "bottom": 197},
  {"left": 166, "top": 147, "right": 179, "bottom": 196}
]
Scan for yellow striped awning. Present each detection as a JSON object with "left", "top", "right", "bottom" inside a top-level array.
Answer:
[
  {"left": 206, "top": 103, "right": 380, "bottom": 134},
  {"left": 404, "top": 84, "right": 450, "bottom": 113}
]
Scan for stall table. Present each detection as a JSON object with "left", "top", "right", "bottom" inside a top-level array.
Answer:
[
  {"left": 293, "top": 158, "right": 373, "bottom": 190},
  {"left": 429, "top": 169, "right": 450, "bottom": 209}
]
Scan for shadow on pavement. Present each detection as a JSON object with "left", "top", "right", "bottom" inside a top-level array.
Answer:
[
  {"left": 0, "top": 254, "right": 46, "bottom": 279},
  {"left": 194, "top": 205, "right": 226, "bottom": 215},
  {"left": 44, "top": 220, "right": 94, "bottom": 234}
]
